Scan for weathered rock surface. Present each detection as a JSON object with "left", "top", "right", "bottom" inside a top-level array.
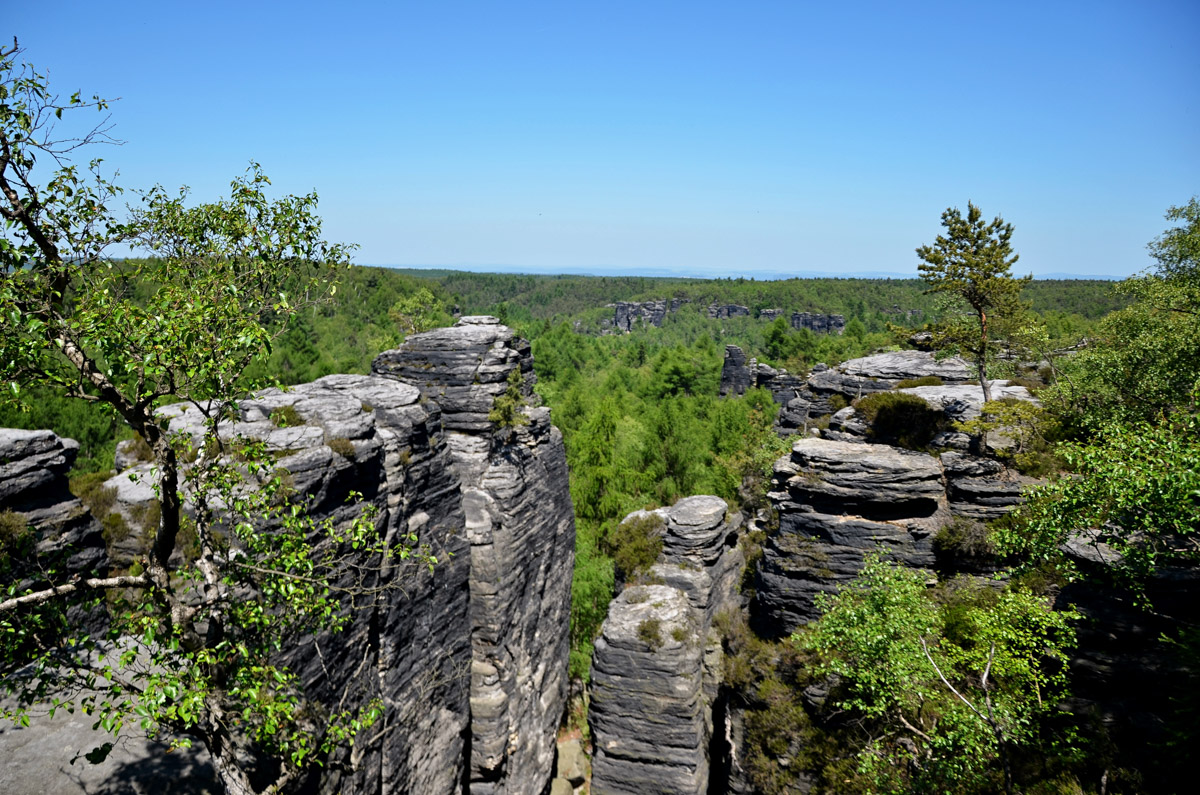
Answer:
[
  {"left": 717, "top": 345, "right": 806, "bottom": 404},
  {"left": 719, "top": 345, "right": 753, "bottom": 396},
  {"left": 804, "top": 350, "right": 970, "bottom": 405},
  {"left": 0, "top": 428, "right": 106, "bottom": 578},
  {"left": 608, "top": 299, "right": 688, "bottom": 332},
  {"left": 590, "top": 585, "right": 707, "bottom": 795},
  {"left": 3, "top": 319, "right": 575, "bottom": 795},
  {"left": 372, "top": 318, "right": 575, "bottom": 795},
  {"left": 897, "top": 381, "right": 1037, "bottom": 423},
  {"left": 759, "top": 308, "right": 785, "bottom": 322},
  {"left": 593, "top": 498, "right": 743, "bottom": 794},
  {"left": 372, "top": 315, "right": 535, "bottom": 434},
  {"left": 756, "top": 438, "right": 944, "bottom": 633},
  {"left": 790, "top": 312, "right": 845, "bottom": 335},
  {"left": 708, "top": 303, "right": 751, "bottom": 319}
]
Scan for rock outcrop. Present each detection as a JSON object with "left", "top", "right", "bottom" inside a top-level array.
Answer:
[
  {"left": 707, "top": 303, "right": 751, "bottom": 320},
  {"left": 755, "top": 438, "right": 946, "bottom": 633},
  {"left": 0, "top": 429, "right": 106, "bottom": 579},
  {"left": 1, "top": 318, "right": 575, "bottom": 795},
  {"left": 790, "top": 312, "right": 845, "bottom": 335},
  {"left": 590, "top": 497, "right": 743, "bottom": 795},
  {"left": 609, "top": 299, "right": 688, "bottom": 332},
  {"left": 377, "top": 318, "right": 575, "bottom": 795},
  {"left": 717, "top": 345, "right": 806, "bottom": 402},
  {"left": 590, "top": 585, "right": 707, "bottom": 795}
]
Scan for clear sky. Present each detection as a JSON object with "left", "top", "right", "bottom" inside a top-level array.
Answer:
[{"left": 10, "top": 1, "right": 1200, "bottom": 278}]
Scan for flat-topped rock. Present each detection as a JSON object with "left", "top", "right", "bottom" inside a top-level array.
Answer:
[
  {"left": 372, "top": 318, "right": 533, "bottom": 433},
  {"left": 839, "top": 350, "right": 971, "bottom": 382},
  {"left": 897, "top": 381, "right": 1038, "bottom": 423},
  {"left": 590, "top": 585, "right": 708, "bottom": 795},
  {"left": 774, "top": 438, "right": 944, "bottom": 517}
]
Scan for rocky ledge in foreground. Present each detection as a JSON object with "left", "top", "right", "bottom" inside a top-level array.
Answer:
[{"left": 589, "top": 585, "right": 707, "bottom": 795}]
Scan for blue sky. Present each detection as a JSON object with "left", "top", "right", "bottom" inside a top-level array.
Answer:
[{"left": 11, "top": 1, "right": 1199, "bottom": 278}]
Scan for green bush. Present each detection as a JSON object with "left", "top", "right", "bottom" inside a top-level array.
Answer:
[
  {"left": 854, "top": 391, "right": 948, "bottom": 450},
  {"left": 637, "top": 617, "right": 663, "bottom": 649},
  {"left": 933, "top": 516, "right": 997, "bottom": 569},
  {"left": 328, "top": 437, "right": 356, "bottom": 459},
  {"left": 0, "top": 510, "right": 32, "bottom": 559},
  {"left": 602, "top": 514, "right": 664, "bottom": 582},
  {"left": 269, "top": 404, "right": 304, "bottom": 428},
  {"left": 488, "top": 368, "right": 530, "bottom": 428},
  {"left": 101, "top": 511, "right": 133, "bottom": 546},
  {"left": 895, "top": 375, "right": 944, "bottom": 388},
  {"left": 69, "top": 471, "right": 117, "bottom": 518}
]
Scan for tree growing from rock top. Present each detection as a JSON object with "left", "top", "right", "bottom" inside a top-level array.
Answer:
[
  {"left": 916, "top": 202, "right": 1031, "bottom": 406},
  {"left": 0, "top": 40, "right": 413, "bottom": 795}
]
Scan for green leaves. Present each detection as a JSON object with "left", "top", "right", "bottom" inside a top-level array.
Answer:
[
  {"left": 797, "top": 556, "right": 1078, "bottom": 793},
  {"left": 1001, "top": 402, "right": 1200, "bottom": 596}
]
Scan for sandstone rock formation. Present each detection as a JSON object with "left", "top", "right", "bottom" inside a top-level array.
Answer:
[
  {"left": 608, "top": 299, "right": 688, "bottom": 332},
  {"left": 1, "top": 318, "right": 575, "bottom": 795},
  {"left": 589, "top": 585, "right": 708, "bottom": 795},
  {"left": 707, "top": 303, "right": 751, "bottom": 319},
  {"left": 590, "top": 496, "right": 743, "bottom": 795},
  {"left": 377, "top": 318, "right": 575, "bottom": 795},
  {"left": 718, "top": 345, "right": 806, "bottom": 402},
  {"left": 0, "top": 429, "right": 106, "bottom": 579},
  {"left": 755, "top": 438, "right": 946, "bottom": 633},
  {"left": 790, "top": 312, "right": 845, "bottom": 335}
]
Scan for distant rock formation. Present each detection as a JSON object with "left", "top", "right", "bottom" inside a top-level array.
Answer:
[
  {"left": 758, "top": 308, "right": 785, "bottom": 322},
  {"left": 717, "top": 345, "right": 805, "bottom": 403},
  {"left": 790, "top": 312, "right": 845, "bottom": 335},
  {"left": 608, "top": 299, "right": 688, "bottom": 333},
  {"left": 707, "top": 303, "right": 751, "bottom": 320}
]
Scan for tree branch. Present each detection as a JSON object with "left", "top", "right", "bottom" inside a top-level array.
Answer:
[{"left": 0, "top": 573, "right": 150, "bottom": 612}]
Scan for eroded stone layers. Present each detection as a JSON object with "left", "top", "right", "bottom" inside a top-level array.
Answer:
[
  {"left": 756, "top": 438, "right": 945, "bottom": 634},
  {"left": 7, "top": 317, "right": 575, "bottom": 795},
  {"left": 165, "top": 374, "right": 474, "bottom": 794},
  {"left": 0, "top": 429, "right": 106, "bottom": 578},
  {"left": 718, "top": 345, "right": 806, "bottom": 403},
  {"left": 790, "top": 312, "right": 845, "bottom": 335},
  {"left": 589, "top": 585, "right": 707, "bottom": 795},
  {"left": 375, "top": 317, "right": 575, "bottom": 795},
  {"left": 590, "top": 496, "right": 743, "bottom": 795},
  {"left": 608, "top": 299, "right": 688, "bottom": 333},
  {"left": 707, "top": 303, "right": 751, "bottom": 320}
]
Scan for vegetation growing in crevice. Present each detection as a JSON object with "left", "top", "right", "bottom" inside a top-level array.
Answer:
[{"left": 854, "top": 390, "right": 949, "bottom": 450}]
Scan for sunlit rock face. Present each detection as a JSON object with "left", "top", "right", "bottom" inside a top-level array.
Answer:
[
  {"left": 375, "top": 316, "right": 576, "bottom": 795},
  {"left": 754, "top": 437, "right": 947, "bottom": 634},
  {"left": 589, "top": 585, "right": 709, "bottom": 795},
  {"left": 590, "top": 496, "right": 743, "bottom": 795},
  {"left": 7, "top": 317, "right": 574, "bottom": 795},
  {"left": 0, "top": 428, "right": 106, "bottom": 578},
  {"left": 607, "top": 299, "right": 688, "bottom": 332}
]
